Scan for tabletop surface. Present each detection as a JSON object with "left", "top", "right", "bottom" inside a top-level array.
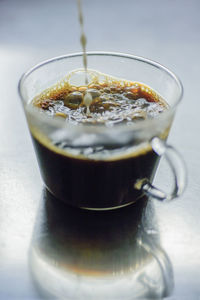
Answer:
[{"left": 0, "top": 0, "right": 200, "bottom": 299}]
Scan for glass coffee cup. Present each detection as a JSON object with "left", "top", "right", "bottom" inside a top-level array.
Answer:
[{"left": 18, "top": 52, "right": 186, "bottom": 210}]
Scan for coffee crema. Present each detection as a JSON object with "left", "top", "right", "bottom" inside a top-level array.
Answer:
[{"left": 32, "top": 70, "right": 167, "bottom": 127}]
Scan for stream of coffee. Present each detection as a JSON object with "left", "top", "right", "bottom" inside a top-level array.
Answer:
[{"left": 77, "top": 0, "right": 88, "bottom": 85}]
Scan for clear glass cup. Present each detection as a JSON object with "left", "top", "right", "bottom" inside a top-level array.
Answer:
[{"left": 18, "top": 52, "right": 187, "bottom": 210}]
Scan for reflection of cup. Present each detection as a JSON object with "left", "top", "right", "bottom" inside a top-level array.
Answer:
[
  {"left": 30, "top": 190, "right": 174, "bottom": 299},
  {"left": 19, "top": 52, "right": 186, "bottom": 209}
]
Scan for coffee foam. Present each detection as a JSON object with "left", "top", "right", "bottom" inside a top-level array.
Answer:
[
  {"left": 30, "top": 69, "right": 169, "bottom": 161},
  {"left": 32, "top": 69, "right": 165, "bottom": 106}
]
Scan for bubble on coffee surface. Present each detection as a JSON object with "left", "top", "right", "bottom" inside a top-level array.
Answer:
[{"left": 32, "top": 69, "right": 168, "bottom": 127}]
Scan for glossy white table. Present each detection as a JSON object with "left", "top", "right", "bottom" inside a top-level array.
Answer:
[{"left": 0, "top": 0, "right": 199, "bottom": 298}]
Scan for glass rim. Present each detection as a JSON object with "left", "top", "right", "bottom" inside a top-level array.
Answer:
[{"left": 18, "top": 51, "right": 183, "bottom": 132}]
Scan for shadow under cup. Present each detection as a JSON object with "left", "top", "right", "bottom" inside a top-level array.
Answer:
[{"left": 18, "top": 52, "right": 185, "bottom": 209}]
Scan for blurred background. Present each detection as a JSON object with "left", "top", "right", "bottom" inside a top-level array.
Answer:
[
  {"left": 1, "top": 0, "right": 200, "bottom": 68},
  {"left": 0, "top": 0, "right": 200, "bottom": 299}
]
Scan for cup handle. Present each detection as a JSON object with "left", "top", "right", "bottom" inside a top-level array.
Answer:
[{"left": 135, "top": 137, "right": 187, "bottom": 201}]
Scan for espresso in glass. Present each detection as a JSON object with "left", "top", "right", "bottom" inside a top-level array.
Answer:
[{"left": 30, "top": 70, "right": 168, "bottom": 209}]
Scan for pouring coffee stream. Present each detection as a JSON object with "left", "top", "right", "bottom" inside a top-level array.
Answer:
[
  {"left": 77, "top": 0, "right": 88, "bottom": 82},
  {"left": 77, "top": 0, "right": 94, "bottom": 115}
]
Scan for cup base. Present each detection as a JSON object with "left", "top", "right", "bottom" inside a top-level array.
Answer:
[{"left": 80, "top": 196, "right": 144, "bottom": 211}]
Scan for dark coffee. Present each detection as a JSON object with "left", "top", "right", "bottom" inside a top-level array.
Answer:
[
  {"left": 30, "top": 72, "right": 168, "bottom": 209},
  {"left": 31, "top": 135, "right": 159, "bottom": 208}
]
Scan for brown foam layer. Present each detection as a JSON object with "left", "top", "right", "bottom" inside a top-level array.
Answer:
[
  {"left": 30, "top": 69, "right": 169, "bottom": 161},
  {"left": 32, "top": 69, "right": 168, "bottom": 127}
]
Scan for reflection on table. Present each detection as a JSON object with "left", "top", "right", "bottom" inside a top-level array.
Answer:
[{"left": 29, "top": 189, "right": 174, "bottom": 299}]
